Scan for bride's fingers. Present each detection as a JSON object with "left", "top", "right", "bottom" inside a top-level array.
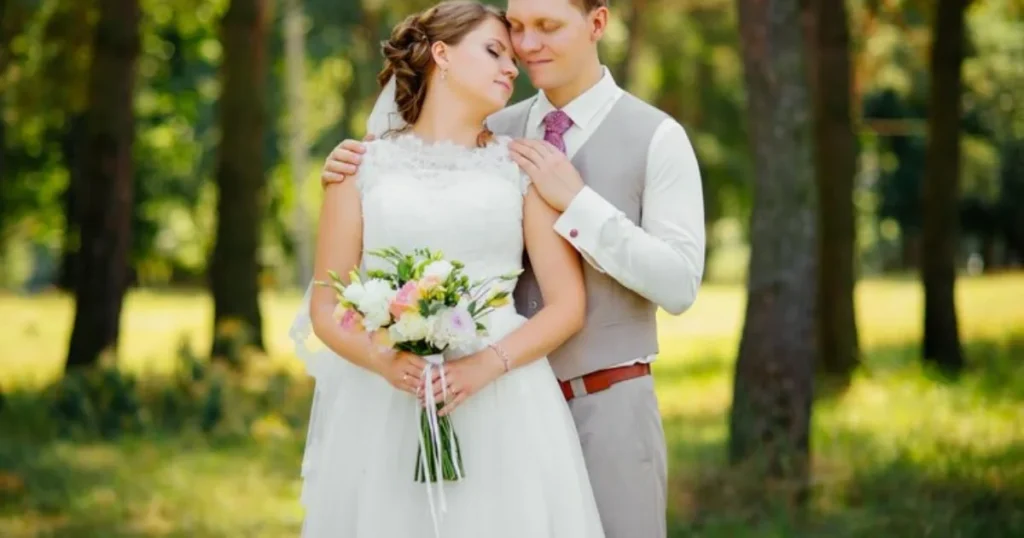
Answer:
[
  {"left": 432, "top": 374, "right": 454, "bottom": 401},
  {"left": 403, "top": 353, "right": 427, "bottom": 370},
  {"left": 437, "top": 392, "right": 466, "bottom": 417},
  {"left": 401, "top": 372, "right": 419, "bottom": 394}
]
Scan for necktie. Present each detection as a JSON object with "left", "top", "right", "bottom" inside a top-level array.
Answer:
[{"left": 542, "top": 109, "right": 573, "bottom": 154}]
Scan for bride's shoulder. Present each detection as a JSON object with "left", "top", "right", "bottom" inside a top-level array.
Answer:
[
  {"left": 354, "top": 132, "right": 527, "bottom": 194},
  {"left": 485, "top": 135, "right": 530, "bottom": 195}
]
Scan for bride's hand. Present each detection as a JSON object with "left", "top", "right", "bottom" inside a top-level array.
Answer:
[
  {"left": 433, "top": 351, "right": 506, "bottom": 417},
  {"left": 373, "top": 350, "right": 432, "bottom": 396}
]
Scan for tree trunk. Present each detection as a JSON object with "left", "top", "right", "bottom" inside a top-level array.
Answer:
[
  {"left": 806, "top": 0, "right": 860, "bottom": 384},
  {"left": 284, "top": 0, "right": 312, "bottom": 288},
  {"left": 729, "top": 0, "right": 817, "bottom": 503},
  {"left": 58, "top": 115, "right": 86, "bottom": 291},
  {"left": 0, "top": 96, "right": 5, "bottom": 267},
  {"left": 65, "top": 0, "right": 140, "bottom": 370},
  {"left": 920, "top": 0, "right": 969, "bottom": 374},
  {"left": 613, "top": 0, "right": 645, "bottom": 89},
  {"left": 209, "top": 0, "right": 270, "bottom": 358}
]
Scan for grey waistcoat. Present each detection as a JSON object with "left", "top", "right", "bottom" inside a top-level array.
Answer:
[{"left": 486, "top": 92, "right": 669, "bottom": 381}]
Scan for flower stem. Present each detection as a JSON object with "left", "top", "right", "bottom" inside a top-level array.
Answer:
[{"left": 414, "top": 403, "right": 464, "bottom": 482}]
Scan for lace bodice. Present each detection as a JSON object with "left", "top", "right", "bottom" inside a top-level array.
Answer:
[{"left": 355, "top": 133, "right": 529, "bottom": 283}]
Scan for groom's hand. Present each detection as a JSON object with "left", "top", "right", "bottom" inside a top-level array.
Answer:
[
  {"left": 508, "top": 139, "right": 584, "bottom": 212},
  {"left": 320, "top": 135, "right": 375, "bottom": 188}
]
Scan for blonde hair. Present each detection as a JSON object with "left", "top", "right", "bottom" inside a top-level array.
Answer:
[{"left": 573, "top": 0, "right": 609, "bottom": 12}]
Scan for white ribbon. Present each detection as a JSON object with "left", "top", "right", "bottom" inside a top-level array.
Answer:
[{"left": 418, "top": 353, "right": 465, "bottom": 538}]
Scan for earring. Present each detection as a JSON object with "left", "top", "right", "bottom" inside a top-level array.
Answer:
[{"left": 441, "top": 68, "right": 448, "bottom": 80}]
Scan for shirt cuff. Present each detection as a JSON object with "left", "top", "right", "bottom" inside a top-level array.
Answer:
[{"left": 553, "top": 186, "right": 621, "bottom": 258}]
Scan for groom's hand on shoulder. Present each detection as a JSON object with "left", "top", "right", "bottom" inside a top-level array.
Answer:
[
  {"left": 320, "top": 135, "right": 375, "bottom": 188},
  {"left": 508, "top": 139, "right": 584, "bottom": 212}
]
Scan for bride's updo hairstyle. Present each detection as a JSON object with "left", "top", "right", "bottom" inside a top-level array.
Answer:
[{"left": 377, "top": 1, "right": 508, "bottom": 146}]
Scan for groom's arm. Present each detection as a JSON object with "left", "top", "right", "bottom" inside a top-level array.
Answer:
[{"left": 553, "top": 120, "right": 706, "bottom": 315}]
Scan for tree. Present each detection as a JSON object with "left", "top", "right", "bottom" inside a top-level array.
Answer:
[
  {"left": 612, "top": 0, "right": 645, "bottom": 89},
  {"left": 920, "top": 0, "right": 971, "bottom": 374},
  {"left": 65, "top": 0, "right": 140, "bottom": 369},
  {"left": 728, "top": 0, "right": 817, "bottom": 501},
  {"left": 285, "top": 0, "right": 312, "bottom": 288},
  {"left": 209, "top": 0, "right": 272, "bottom": 358},
  {"left": 806, "top": 0, "right": 860, "bottom": 383}
]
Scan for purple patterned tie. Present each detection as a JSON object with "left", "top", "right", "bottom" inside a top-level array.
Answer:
[{"left": 542, "top": 109, "right": 573, "bottom": 154}]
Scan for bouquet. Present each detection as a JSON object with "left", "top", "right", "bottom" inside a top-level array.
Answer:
[{"left": 317, "top": 247, "right": 520, "bottom": 485}]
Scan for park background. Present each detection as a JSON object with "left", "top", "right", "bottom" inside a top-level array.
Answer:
[{"left": 0, "top": 0, "right": 1022, "bottom": 536}]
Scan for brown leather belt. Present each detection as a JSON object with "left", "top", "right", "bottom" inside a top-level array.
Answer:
[{"left": 559, "top": 363, "right": 651, "bottom": 401}]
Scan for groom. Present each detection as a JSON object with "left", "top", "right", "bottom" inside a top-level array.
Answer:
[{"left": 321, "top": 1, "right": 705, "bottom": 536}]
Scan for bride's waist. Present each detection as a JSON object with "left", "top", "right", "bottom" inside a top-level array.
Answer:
[{"left": 477, "top": 304, "right": 524, "bottom": 335}]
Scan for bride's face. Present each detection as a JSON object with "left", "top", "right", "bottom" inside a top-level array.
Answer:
[{"left": 441, "top": 17, "right": 519, "bottom": 114}]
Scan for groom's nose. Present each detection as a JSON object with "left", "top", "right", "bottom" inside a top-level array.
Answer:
[{"left": 516, "top": 30, "right": 543, "bottom": 53}]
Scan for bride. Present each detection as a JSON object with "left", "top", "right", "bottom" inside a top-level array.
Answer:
[{"left": 289, "top": 1, "right": 605, "bottom": 537}]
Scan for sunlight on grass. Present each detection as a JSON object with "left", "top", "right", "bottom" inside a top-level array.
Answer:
[{"left": 2, "top": 273, "right": 1023, "bottom": 537}]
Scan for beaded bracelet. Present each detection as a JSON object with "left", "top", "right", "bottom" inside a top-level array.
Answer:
[{"left": 488, "top": 342, "right": 512, "bottom": 373}]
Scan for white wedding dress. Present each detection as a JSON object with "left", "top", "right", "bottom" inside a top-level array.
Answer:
[{"left": 289, "top": 132, "right": 605, "bottom": 538}]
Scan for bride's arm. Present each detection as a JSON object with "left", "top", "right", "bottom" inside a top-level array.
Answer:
[
  {"left": 309, "top": 179, "right": 427, "bottom": 388},
  {"left": 308, "top": 179, "right": 378, "bottom": 367},
  {"left": 490, "top": 186, "right": 587, "bottom": 368},
  {"left": 434, "top": 186, "right": 585, "bottom": 416}
]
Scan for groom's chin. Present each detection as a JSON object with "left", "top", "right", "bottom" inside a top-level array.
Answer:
[{"left": 522, "top": 69, "right": 557, "bottom": 92}]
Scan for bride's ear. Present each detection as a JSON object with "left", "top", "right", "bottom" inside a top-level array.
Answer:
[{"left": 430, "top": 41, "right": 451, "bottom": 74}]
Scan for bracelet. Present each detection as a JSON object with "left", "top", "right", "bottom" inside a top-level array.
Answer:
[{"left": 488, "top": 343, "right": 512, "bottom": 373}]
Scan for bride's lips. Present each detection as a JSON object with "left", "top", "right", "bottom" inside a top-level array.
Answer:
[{"left": 495, "top": 80, "right": 512, "bottom": 92}]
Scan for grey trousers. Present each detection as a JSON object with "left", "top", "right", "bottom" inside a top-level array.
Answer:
[{"left": 567, "top": 374, "right": 667, "bottom": 538}]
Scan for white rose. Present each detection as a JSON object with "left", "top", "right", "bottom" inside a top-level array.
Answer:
[
  {"left": 388, "top": 312, "right": 432, "bottom": 343},
  {"left": 422, "top": 260, "right": 454, "bottom": 281},
  {"left": 342, "top": 281, "right": 366, "bottom": 305},
  {"left": 356, "top": 278, "right": 396, "bottom": 332}
]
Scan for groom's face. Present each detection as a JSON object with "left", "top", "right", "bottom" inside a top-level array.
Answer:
[{"left": 505, "top": 0, "right": 603, "bottom": 91}]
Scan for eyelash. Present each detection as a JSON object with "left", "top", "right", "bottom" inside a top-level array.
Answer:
[{"left": 509, "top": 25, "right": 559, "bottom": 34}]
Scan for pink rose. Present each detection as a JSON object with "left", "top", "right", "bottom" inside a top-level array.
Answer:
[
  {"left": 335, "top": 307, "right": 364, "bottom": 332},
  {"left": 390, "top": 280, "right": 422, "bottom": 318}
]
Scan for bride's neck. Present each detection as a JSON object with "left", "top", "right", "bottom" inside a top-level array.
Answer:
[{"left": 411, "top": 89, "right": 487, "bottom": 148}]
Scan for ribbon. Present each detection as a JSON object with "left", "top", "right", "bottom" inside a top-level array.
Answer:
[{"left": 418, "top": 353, "right": 465, "bottom": 538}]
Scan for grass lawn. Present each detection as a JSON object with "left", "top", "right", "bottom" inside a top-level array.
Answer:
[{"left": 1, "top": 273, "right": 1023, "bottom": 537}]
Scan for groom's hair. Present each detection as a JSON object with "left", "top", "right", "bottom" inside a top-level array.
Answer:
[{"left": 572, "top": 0, "right": 608, "bottom": 12}]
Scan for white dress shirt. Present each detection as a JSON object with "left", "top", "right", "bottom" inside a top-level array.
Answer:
[{"left": 523, "top": 68, "right": 706, "bottom": 367}]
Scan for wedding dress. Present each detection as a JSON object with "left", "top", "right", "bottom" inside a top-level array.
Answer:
[{"left": 289, "top": 109, "right": 606, "bottom": 536}]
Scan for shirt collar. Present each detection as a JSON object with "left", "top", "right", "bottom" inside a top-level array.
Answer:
[{"left": 530, "top": 66, "right": 620, "bottom": 133}]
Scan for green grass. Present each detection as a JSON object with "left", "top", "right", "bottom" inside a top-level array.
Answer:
[{"left": 2, "top": 274, "right": 1023, "bottom": 537}]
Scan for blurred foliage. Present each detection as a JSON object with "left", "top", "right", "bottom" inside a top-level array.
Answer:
[
  {"left": 28, "top": 335, "right": 309, "bottom": 441},
  {"left": 0, "top": 0, "right": 1022, "bottom": 291}
]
